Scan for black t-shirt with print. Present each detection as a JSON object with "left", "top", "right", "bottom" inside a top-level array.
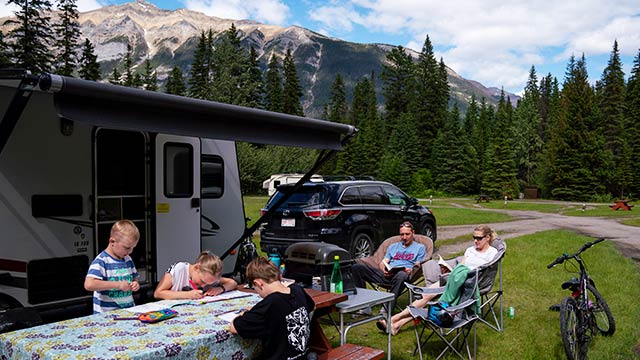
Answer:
[{"left": 233, "top": 284, "right": 315, "bottom": 360}]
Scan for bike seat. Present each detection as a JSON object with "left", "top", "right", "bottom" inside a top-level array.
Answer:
[{"left": 561, "top": 277, "right": 579, "bottom": 290}]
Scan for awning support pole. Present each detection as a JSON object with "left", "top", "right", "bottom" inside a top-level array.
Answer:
[{"left": 220, "top": 131, "right": 357, "bottom": 261}]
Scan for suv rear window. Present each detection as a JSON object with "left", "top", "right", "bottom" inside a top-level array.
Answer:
[{"left": 268, "top": 186, "right": 327, "bottom": 208}]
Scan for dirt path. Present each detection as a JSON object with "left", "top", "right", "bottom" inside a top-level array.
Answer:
[{"left": 434, "top": 208, "right": 640, "bottom": 261}]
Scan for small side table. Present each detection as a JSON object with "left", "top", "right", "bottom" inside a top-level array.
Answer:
[{"left": 335, "top": 287, "right": 394, "bottom": 360}]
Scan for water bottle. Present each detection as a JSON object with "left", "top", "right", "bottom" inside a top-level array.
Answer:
[
  {"left": 330, "top": 255, "right": 343, "bottom": 293},
  {"left": 268, "top": 253, "right": 280, "bottom": 268}
]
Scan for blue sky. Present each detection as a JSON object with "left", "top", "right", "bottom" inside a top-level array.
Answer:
[{"left": 2, "top": 0, "right": 640, "bottom": 94}]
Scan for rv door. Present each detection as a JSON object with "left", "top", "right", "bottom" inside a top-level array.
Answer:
[{"left": 155, "top": 135, "right": 201, "bottom": 280}]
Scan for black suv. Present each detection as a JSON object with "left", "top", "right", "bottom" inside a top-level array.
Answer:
[{"left": 259, "top": 180, "right": 436, "bottom": 259}]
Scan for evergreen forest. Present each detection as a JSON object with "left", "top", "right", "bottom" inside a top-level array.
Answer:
[{"left": 2, "top": 0, "right": 640, "bottom": 201}]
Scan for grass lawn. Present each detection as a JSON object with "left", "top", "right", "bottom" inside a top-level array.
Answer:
[
  {"left": 241, "top": 196, "right": 640, "bottom": 358},
  {"left": 316, "top": 230, "right": 640, "bottom": 359}
]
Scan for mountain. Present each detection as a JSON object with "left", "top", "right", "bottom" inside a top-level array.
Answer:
[{"left": 0, "top": 0, "right": 519, "bottom": 116}]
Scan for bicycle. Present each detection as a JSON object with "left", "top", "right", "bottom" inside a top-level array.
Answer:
[{"left": 547, "top": 237, "right": 615, "bottom": 360}]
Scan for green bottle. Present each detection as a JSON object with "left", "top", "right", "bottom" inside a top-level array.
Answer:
[{"left": 330, "top": 255, "right": 343, "bottom": 293}]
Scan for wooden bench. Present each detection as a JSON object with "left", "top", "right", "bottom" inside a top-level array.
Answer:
[
  {"left": 317, "top": 344, "right": 384, "bottom": 360},
  {"left": 610, "top": 199, "right": 634, "bottom": 211},
  {"left": 477, "top": 194, "right": 491, "bottom": 203}
]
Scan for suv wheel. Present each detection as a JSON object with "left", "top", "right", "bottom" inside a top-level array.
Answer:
[
  {"left": 420, "top": 222, "right": 436, "bottom": 241},
  {"left": 351, "top": 232, "right": 374, "bottom": 259}
]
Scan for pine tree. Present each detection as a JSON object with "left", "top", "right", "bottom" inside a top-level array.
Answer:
[
  {"left": 247, "top": 46, "right": 265, "bottom": 109},
  {"left": 413, "top": 36, "right": 442, "bottom": 140},
  {"left": 378, "top": 112, "right": 420, "bottom": 190},
  {"left": 328, "top": 74, "right": 348, "bottom": 123},
  {"left": 380, "top": 46, "right": 414, "bottom": 125},
  {"left": 547, "top": 55, "right": 605, "bottom": 200},
  {"left": 597, "top": 41, "right": 629, "bottom": 197},
  {"left": 481, "top": 91, "right": 518, "bottom": 198},
  {"left": 330, "top": 74, "right": 352, "bottom": 175},
  {"left": 108, "top": 66, "right": 121, "bottom": 85},
  {"left": 53, "top": 0, "right": 81, "bottom": 76},
  {"left": 624, "top": 48, "right": 640, "bottom": 197},
  {"left": 513, "top": 66, "right": 543, "bottom": 188},
  {"left": 122, "top": 44, "right": 136, "bottom": 87},
  {"left": 141, "top": 59, "right": 157, "bottom": 91},
  {"left": 0, "top": 31, "right": 13, "bottom": 67},
  {"left": 188, "top": 30, "right": 213, "bottom": 100},
  {"left": 165, "top": 65, "right": 186, "bottom": 96},
  {"left": 350, "top": 75, "right": 383, "bottom": 178},
  {"left": 432, "top": 104, "right": 474, "bottom": 194},
  {"left": 210, "top": 24, "right": 252, "bottom": 105},
  {"left": 265, "top": 54, "right": 284, "bottom": 112},
  {"left": 282, "top": 48, "right": 303, "bottom": 116},
  {"left": 6, "top": 0, "right": 55, "bottom": 73},
  {"left": 463, "top": 95, "right": 481, "bottom": 193},
  {"left": 78, "top": 38, "right": 100, "bottom": 80}
]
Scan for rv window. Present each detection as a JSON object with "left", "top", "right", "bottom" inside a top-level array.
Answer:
[
  {"left": 164, "top": 143, "right": 193, "bottom": 197},
  {"left": 202, "top": 155, "right": 224, "bottom": 198}
]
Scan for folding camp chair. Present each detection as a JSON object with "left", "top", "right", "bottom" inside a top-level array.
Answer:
[
  {"left": 434, "top": 238, "right": 506, "bottom": 332},
  {"left": 475, "top": 238, "right": 506, "bottom": 332},
  {"left": 355, "top": 234, "right": 433, "bottom": 311},
  {"left": 405, "top": 267, "right": 480, "bottom": 360}
]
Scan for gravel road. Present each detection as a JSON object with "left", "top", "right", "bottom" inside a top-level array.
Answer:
[{"left": 434, "top": 207, "right": 640, "bottom": 261}]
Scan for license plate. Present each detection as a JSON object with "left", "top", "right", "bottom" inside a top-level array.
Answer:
[{"left": 281, "top": 218, "right": 295, "bottom": 227}]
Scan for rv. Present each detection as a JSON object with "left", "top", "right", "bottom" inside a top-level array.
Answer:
[
  {"left": 262, "top": 173, "right": 323, "bottom": 196},
  {"left": 0, "top": 71, "right": 354, "bottom": 312}
]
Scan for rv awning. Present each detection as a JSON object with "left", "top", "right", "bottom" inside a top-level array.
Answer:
[{"left": 41, "top": 74, "right": 355, "bottom": 150}]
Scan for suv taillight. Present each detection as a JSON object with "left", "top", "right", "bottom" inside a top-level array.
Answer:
[{"left": 303, "top": 209, "right": 342, "bottom": 220}]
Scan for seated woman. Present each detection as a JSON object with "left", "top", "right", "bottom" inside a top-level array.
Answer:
[
  {"left": 154, "top": 251, "right": 237, "bottom": 300},
  {"left": 377, "top": 224, "right": 499, "bottom": 335}
]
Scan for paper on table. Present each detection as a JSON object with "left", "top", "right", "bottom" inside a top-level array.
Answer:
[
  {"left": 125, "top": 300, "right": 185, "bottom": 313},
  {"left": 124, "top": 291, "right": 255, "bottom": 313},
  {"left": 217, "top": 309, "right": 244, "bottom": 322}
]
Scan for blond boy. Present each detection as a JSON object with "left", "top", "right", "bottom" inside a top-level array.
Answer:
[{"left": 84, "top": 220, "right": 140, "bottom": 313}]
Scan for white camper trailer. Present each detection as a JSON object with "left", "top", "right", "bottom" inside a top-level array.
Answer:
[
  {"left": 0, "top": 71, "right": 354, "bottom": 311},
  {"left": 262, "top": 173, "right": 323, "bottom": 196}
]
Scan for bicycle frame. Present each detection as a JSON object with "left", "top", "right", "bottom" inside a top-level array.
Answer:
[{"left": 548, "top": 237, "right": 614, "bottom": 360}]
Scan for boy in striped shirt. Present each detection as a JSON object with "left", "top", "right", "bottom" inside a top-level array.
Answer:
[{"left": 84, "top": 220, "right": 140, "bottom": 313}]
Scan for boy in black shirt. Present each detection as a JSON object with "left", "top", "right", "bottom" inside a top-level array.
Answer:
[{"left": 230, "top": 257, "right": 315, "bottom": 360}]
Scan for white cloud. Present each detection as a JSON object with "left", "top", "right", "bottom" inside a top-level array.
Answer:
[
  {"left": 0, "top": 4, "right": 18, "bottom": 17},
  {"left": 184, "top": 0, "right": 290, "bottom": 25},
  {"left": 1, "top": 0, "right": 102, "bottom": 17},
  {"left": 78, "top": 0, "right": 103, "bottom": 12},
  {"left": 309, "top": 0, "right": 640, "bottom": 91}
]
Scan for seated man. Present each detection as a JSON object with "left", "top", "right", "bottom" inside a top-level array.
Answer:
[
  {"left": 379, "top": 224, "right": 499, "bottom": 335},
  {"left": 351, "top": 221, "right": 427, "bottom": 314}
]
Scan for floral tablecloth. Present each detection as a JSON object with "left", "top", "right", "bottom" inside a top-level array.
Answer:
[{"left": 0, "top": 293, "right": 262, "bottom": 360}]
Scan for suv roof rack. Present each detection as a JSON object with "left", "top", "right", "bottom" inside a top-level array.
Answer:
[{"left": 323, "top": 175, "right": 376, "bottom": 181}]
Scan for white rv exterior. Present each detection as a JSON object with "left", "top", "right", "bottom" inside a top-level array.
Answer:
[
  {"left": 0, "top": 72, "right": 354, "bottom": 310},
  {"left": 262, "top": 173, "right": 323, "bottom": 196}
]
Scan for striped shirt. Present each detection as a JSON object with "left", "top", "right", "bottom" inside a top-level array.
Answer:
[{"left": 86, "top": 250, "right": 139, "bottom": 313}]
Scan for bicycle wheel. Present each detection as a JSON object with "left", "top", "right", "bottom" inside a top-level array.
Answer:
[
  {"left": 560, "top": 296, "right": 580, "bottom": 360},
  {"left": 586, "top": 283, "right": 615, "bottom": 336}
]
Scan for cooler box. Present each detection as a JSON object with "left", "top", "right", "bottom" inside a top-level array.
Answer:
[{"left": 283, "top": 242, "right": 357, "bottom": 294}]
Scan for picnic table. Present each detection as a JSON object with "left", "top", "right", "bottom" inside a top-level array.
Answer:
[
  {"left": 477, "top": 194, "right": 491, "bottom": 203},
  {"left": 610, "top": 199, "right": 634, "bottom": 211}
]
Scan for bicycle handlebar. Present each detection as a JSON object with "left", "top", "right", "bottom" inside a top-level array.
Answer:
[{"left": 546, "top": 237, "right": 605, "bottom": 269}]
